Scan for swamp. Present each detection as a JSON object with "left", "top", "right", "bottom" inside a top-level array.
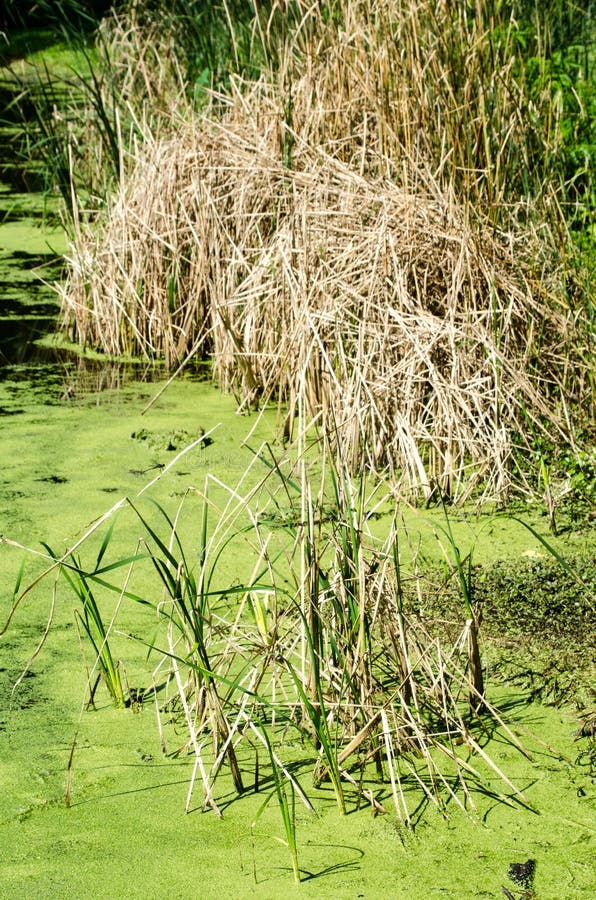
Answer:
[{"left": 0, "top": 2, "right": 594, "bottom": 897}]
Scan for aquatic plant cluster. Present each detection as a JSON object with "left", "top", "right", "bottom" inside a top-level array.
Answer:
[
  {"left": 16, "top": 0, "right": 593, "bottom": 502},
  {"left": 2, "top": 1, "right": 594, "bottom": 890},
  {"left": 5, "top": 430, "right": 557, "bottom": 882}
]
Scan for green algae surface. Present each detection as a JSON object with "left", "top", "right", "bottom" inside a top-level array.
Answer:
[
  {"left": 1, "top": 47, "right": 594, "bottom": 897},
  {"left": 1, "top": 648, "right": 595, "bottom": 898},
  {"left": 1, "top": 374, "right": 594, "bottom": 899}
]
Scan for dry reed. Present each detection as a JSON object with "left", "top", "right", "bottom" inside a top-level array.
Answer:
[{"left": 57, "top": 0, "right": 590, "bottom": 501}]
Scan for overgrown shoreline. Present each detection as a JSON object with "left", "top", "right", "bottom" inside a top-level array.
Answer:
[
  {"left": 6, "top": 0, "right": 594, "bottom": 503},
  {"left": 1, "top": 2, "right": 594, "bottom": 895}
]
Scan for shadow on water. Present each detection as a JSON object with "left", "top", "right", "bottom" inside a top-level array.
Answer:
[
  {"left": 0, "top": 45, "right": 166, "bottom": 400},
  {"left": 0, "top": 69, "right": 209, "bottom": 410},
  {"left": 0, "top": 66, "right": 63, "bottom": 393}
]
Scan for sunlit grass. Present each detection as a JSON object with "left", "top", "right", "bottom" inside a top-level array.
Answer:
[{"left": 2, "top": 426, "right": 551, "bottom": 881}]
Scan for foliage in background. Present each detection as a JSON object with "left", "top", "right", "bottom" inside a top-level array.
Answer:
[
  {"left": 12, "top": 0, "right": 594, "bottom": 250},
  {"left": 0, "top": 1, "right": 112, "bottom": 34},
  {"left": 421, "top": 548, "right": 595, "bottom": 708},
  {"left": 477, "top": 552, "right": 595, "bottom": 639}
]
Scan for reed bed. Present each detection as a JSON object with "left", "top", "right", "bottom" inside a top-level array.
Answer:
[
  {"left": 60, "top": 103, "right": 572, "bottom": 501},
  {"left": 3, "top": 431, "right": 537, "bottom": 878},
  {"left": 56, "top": 0, "right": 593, "bottom": 500}
]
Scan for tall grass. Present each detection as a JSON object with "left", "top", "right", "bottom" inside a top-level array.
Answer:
[
  {"left": 58, "top": 108, "right": 581, "bottom": 498},
  {"left": 44, "top": 0, "right": 593, "bottom": 501},
  {"left": 3, "top": 426, "right": 534, "bottom": 835}
]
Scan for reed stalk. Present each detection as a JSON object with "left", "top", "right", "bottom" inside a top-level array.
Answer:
[{"left": 2, "top": 424, "right": 558, "bottom": 878}]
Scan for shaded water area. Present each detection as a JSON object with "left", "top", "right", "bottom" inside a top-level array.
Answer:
[
  {"left": 0, "top": 80, "right": 64, "bottom": 402},
  {"left": 0, "top": 66, "right": 178, "bottom": 413}
]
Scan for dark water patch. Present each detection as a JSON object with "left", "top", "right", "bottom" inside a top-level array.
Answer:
[
  {"left": 1, "top": 361, "right": 66, "bottom": 385},
  {"left": 0, "top": 75, "right": 72, "bottom": 121},
  {"left": 5, "top": 248, "right": 59, "bottom": 263},
  {"left": 0, "top": 317, "right": 61, "bottom": 364},
  {"left": 0, "top": 488, "right": 26, "bottom": 500},
  {"left": 55, "top": 358, "right": 171, "bottom": 397},
  {"left": 0, "top": 353, "right": 172, "bottom": 414},
  {"left": 0, "top": 296, "right": 60, "bottom": 316},
  {"left": 0, "top": 206, "right": 55, "bottom": 226},
  {"left": 0, "top": 145, "right": 43, "bottom": 195},
  {"left": 0, "top": 285, "right": 58, "bottom": 306},
  {"left": 0, "top": 365, "right": 70, "bottom": 410},
  {"left": 0, "top": 166, "right": 54, "bottom": 200},
  {"left": 179, "top": 360, "right": 213, "bottom": 382},
  {"left": 0, "top": 161, "right": 47, "bottom": 194},
  {"left": 0, "top": 201, "right": 62, "bottom": 232},
  {"left": 0, "top": 29, "right": 66, "bottom": 65}
]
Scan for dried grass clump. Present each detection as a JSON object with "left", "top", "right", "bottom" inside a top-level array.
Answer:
[
  {"left": 60, "top": 84, "right": 570, "bottom": 500},
  {"left": 59, "top": 0, "right": 591, "bottom": 500}
]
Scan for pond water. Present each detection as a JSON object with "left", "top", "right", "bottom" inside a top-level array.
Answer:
[
  {"left": 0, "top": 56, "right": 594, "bottom": 900},
  {"left": 0, "top": 77, "right": 170, "bottom": 409}
]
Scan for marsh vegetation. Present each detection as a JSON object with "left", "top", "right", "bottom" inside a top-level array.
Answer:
[
  {"left": 8, "top": 0, "right": 593, "bottom": 501},
  {"left": 1, "top": 0, "right": 594, "bottom": 895}
]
